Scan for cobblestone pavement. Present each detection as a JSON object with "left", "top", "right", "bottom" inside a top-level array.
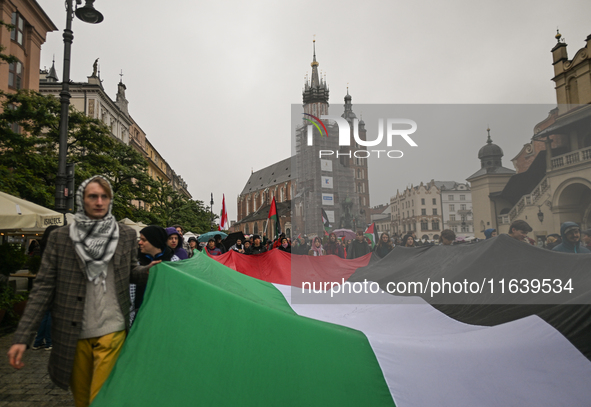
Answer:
[{"left": 0, "top": 332, "right": 74, "bottom": 406}]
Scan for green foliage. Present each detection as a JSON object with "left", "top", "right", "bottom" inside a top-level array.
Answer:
[
  {"left": 0, "top": 243, "right": 27, "bottom": 277},
  {"left": 0, "top": 90, "right": 60, "bottom": 207},
  {"left": 27, "top": 255, "right": 42, "bottom": 274},
  {"left": 0, "top": 20, "right": 18, "bottom": 65},
  {"left": 0, "top": 89, "right": 211, "bottom": 231},
  {"left": 0, "top": 284, "right": 15, "bottom": 311}
]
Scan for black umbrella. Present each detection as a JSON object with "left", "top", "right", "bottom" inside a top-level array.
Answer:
[{"left": 223, "top": 231, "right": 246, "bottom": 250}]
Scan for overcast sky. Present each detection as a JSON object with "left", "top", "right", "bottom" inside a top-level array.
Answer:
[{"left": 36, "top": 0, "right": 591, "bottom": 222}]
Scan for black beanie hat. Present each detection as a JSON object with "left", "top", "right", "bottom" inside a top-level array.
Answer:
[{"left": 140, "top": 226, "right": 168, "bottom": 252}]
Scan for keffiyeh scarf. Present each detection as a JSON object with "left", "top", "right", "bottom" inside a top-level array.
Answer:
[{"left": 70, "top": 176, "right": 119, "bottom": 292}]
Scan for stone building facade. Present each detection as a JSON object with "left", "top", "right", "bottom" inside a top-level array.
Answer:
[
  {"left": 468, "top": 31, "right": 591, "bottom": 243},
  {"left": 234, "top": 158, "right": 292, "bottom": 238},
  {"left": 39, "top": 64, "right": 191, "bottom": 199},
  {"left": 435, "top": 181, "right": 474, "bottom": 239},
  {"left": 390, "top": 180, "right": 443, "bottom": 241},
  {"left": 0, "top": 0, "right": 56, "bottom": 93}
]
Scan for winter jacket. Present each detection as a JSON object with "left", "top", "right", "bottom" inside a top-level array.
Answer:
[{"left": 552, "top": 222, "right": 591, "bottom": 253}]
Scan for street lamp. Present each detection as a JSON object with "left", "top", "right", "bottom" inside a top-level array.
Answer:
[
  {"left": 210, "top": 193, "right": 214, "bottom": 230},
  {"left": 54, "top": 0, "right": 103, "bottom": 213}
]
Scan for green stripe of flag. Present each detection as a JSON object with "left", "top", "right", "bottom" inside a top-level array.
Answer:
[{"left": 92, "top": 252, "right": 395, "bottom": 407}]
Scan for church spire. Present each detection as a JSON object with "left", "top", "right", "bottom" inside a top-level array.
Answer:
[
  {"left": 310, "top": 38, "right": 321, "bottom": 88},
  {"left": 342, "top": 85, "right": 357, "bottom": 123},
  {"left": 47, "top": 56, "right": 59, "bottom": 82},
  {"left": 302, "top": 37, "right": 329, "bottom": 114}
]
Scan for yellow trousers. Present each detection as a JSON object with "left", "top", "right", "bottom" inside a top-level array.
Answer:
[{"left": 70, "top": 330, "right": 126, "bottom": 407}]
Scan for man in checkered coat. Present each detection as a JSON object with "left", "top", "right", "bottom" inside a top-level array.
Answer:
[{"left": 7, "top": 176, "right": 160, "bottom": 407}]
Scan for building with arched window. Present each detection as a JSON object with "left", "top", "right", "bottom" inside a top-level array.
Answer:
[
  {"left": 234, "top": 158, "right": 292, "bottom": 239},
  {"left": 469, "top": 31, "right": 591, "bottom": 244}
]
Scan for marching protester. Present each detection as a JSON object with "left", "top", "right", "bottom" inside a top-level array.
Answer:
[
  {"left": 292, "top": 237, "right": 310, "bottom": 255},
  {"left": 214, "top": 234, "right": 227, "bottom": 254},
  {"left": 188, "top": 237, "right": 199, "bottom": 257},
  {"left": 507, "top": 220, "right": 533, "bottom": 243},
  {"left": 324, "top": 233, "right": 345, "bottom": 258},
  {"left": 273, "top": 233, "right": 286, "bottom": 249},
  {"left": 229, "top": 238, "right": 245, "bottom": 253},
  {"left": 243, "top": 239, "right": 251, "bottom": 252},
  {"left": 134, "top": 225, "right": 180, "bottom": 319},
  {"left": 308, "top": 237, "right": 326, "bottom": 256},
  {"left": 374, "top": 232, "right": 394, "bottom": 258},
  {"left": 278, "top": 237, "right": 291, "bottom": 253},
  {"left": 484, "top": 228, "right": 497, "bottom": 239},
  {"left": 205, "top": 238, "right": 223, "bottom": 256},
  {"left": 552, "top": 222, "right": 591, "bottom": 253},
  {"left": 247, "top": 235, "right": 266, "bottom": 255},
  {"left": 7, "top": 176, "right": 159, "bottom": 407},
  {"left": 347, "top": 231, "right": 371, "bottom": 259},
  {"left": 402, "top": 234, "right": 417, "bottom": 247},
  {"left": 439, "top": 229, "right": 456, "bottom": 246},
  {"left": 173, "top": 224, "right": 190, "bottom": 254},
  {"left": 408, "top": 231, "right": 420, "bottom": 246},
  {"left": 166, "top": 227, "right": 188, "bottom": 260},
  {"left": 544, "top": 233, "right": 561, "bottom": 250}
]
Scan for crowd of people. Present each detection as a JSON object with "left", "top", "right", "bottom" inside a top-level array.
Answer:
[{"left": 6, "top": 173, "right": 591, "bottom": 407}]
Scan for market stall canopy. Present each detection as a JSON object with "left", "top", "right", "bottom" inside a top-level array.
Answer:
[
  {"left": 118, "top": 218, "right": 148, "bottom": 237},
  {"left": 0, "top": 191, "right": 64, "bottom": 230}
]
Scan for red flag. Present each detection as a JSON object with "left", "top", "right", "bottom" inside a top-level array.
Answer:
[
  {"left": 364, "top": 223, "right": 378, "bottom": 248},
  {"left": 268, "top": 197, "right": 281, "bottom": 238},
  {"left": 219, "top": 194, "right": 229, "bottom": 230}
]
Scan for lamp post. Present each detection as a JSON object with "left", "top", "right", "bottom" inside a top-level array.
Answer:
[
  {"left": 54, "top": 0, "right": 103, "bottom": 213},
  {"left": 210, "top": 193, "right": 214, "bottom": 230}
]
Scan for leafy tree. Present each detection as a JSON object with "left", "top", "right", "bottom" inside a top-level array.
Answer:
[
  {"left": 0, "top": 90, "right": 60, "bottom": 207},
  {"left": 148, "top": 178, "right": 212, "bottom": 232},
  {"left": 0, "top": 21, "right": 18, "bottom": 65},
  {"left": 0, "top": 89, "right": 212, "bottom": 231}
]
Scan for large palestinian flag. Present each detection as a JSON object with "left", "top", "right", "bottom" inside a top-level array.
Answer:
[{"left": 91, "top": 242, "right": 591, "bottom": 406}]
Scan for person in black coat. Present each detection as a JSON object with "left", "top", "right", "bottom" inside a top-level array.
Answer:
[{"left": 347, "top": 231, "right": 371, "bottom": 259}]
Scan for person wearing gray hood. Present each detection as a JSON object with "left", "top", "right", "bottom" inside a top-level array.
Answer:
[{"left": 552, "top": 222, "right": 591, "bottom": 254}]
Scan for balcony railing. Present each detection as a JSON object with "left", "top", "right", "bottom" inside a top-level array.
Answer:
[
  {"left": 551, "top": 147, "right": 591, "bottom": 170},
  {"left": 508, "top": 177, "right": 550, "bottom": 221},
  {"left": 457, "top": 209, "right": 472, "bottom": 216}
]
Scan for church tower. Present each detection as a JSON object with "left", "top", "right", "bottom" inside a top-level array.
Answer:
[
  {"left": 340, "top": 89, "right": 370, "bottom": 222},
  {"left": 302, "top": 39, "right": 329, "bottom": 116}
]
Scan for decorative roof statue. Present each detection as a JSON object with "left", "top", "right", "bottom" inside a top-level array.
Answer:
[{"left": 92, "top": 58, "right": 99, "bottom": 77}]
